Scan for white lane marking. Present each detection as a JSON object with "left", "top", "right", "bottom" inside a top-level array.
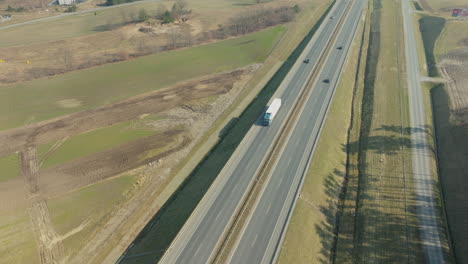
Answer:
[
  {"left": 278, "top": 176, "right": 284, "bottom": 187},
  {"left": 265, "top": 203, "right": 272, "bottom": 215},
  {"left": 194, "top": 245, "right": 201, "bottom": 257},
  {"left": 251, "top": 234, "right": 258, "bottom": 248}
]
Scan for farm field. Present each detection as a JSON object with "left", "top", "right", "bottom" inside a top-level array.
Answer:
[
  {"left": 0, "top": 25, "right": 285, "bottom": 131},
  {"left": 47, "top": 174, "right": 138, "bottom": 259},
  {"left": 419, "top": 12, "right": 468, "bottom": 263},
  {"left": 37, "top": 121, "right": 156, "bottom": 169},
  {"left": 0, "top": 153, "right": 19, "bottom": 182},
  {"left": 421, "top": 0, "right": 468, "bottom": 13}
]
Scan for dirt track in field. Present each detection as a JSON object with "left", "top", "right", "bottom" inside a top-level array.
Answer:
[
  {"left": 20, "top": 147, "right": 64, "bottom": 264},
  {"left": 0, "top": 66, "right": 252, "bottom": 158},
  {"left": 39, "top": 130, "right": 190, "bottom": 198}
]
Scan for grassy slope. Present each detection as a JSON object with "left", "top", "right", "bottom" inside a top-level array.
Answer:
[
  {"left": 37, "top": 121, "right": 154, "bottom": 168},
  {"left": 0, "top": 26, "right": 285, "bottom": 131},
  {"left": 48, "top": 174, "right": 138, "bottom": 258},
  {"left": 276, "top": 7, "right": 365, "bottom": 263},
  {"left": 0, "top": 153, "right": 19, "bottom": 182}
]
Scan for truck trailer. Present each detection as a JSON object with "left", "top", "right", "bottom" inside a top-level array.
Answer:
[{"left": 263, "top": 98, "right": 281, "bottom": 126}]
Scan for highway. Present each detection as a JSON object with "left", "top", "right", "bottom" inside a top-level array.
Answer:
[
  {"left": 227, "top": 0, "right": 365, "bottom": 263},
  {"left": 401, "top": 0, "right": 445, "bottom": 262},
  {"left": 159, "top": 1, "right": 352, "bottom": 263}
]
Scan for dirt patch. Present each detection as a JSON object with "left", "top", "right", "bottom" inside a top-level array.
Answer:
[
  {"left": 457, "top": 37, "right": 468, "bottom": 47},
  {"left": 0, "top": 66, "right": 255, "bottom": 158},
  {"left": 39, "top": 130, "right": 190, "bottom": 198},
  {"left": 439, "top": 48, "right": 468, "bottom": 125},
  {"left": 56, "top": 99, "right": 82, "bottom": 109}
]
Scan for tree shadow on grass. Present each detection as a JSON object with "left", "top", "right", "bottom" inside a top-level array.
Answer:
[{"left": 315, "top": 167, "right": 451, "bottom": 263}]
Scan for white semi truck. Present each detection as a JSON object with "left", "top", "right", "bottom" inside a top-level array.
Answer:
[{"left": 263, "top": 98, "right": 282, "bottom": 126}]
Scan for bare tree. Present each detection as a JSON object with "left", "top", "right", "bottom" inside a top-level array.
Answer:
[{"left": 60, "top": 48, "right": 74, "bottom": 70}]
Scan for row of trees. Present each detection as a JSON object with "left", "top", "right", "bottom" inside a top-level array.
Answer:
[
  {"left": 213, "top": 5, "right": 299, "bottom": 39},
  {"left": 4, "top": 0, "right": 49, "bottom": 10},
  {"left": 118, "top": 0, "right": 190, "bottom": 25},
  {"left": 105, "top": 0, "right": 137, "bottom": 6}
]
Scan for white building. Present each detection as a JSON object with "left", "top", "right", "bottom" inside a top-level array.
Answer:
[{"left": 58, "top": 0, "right": 77, "bottom": 5}]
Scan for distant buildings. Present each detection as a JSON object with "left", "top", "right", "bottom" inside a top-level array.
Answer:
[{"left": 58, "top": 0, "right": 77, "bottom": 5}]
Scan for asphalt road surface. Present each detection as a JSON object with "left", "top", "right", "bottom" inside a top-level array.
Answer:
[
  {"left": 159, "top": 1, "right": 352, "bottom": 263},
  {"left": 227, "top": 0, "right": 365, "bottom": 263},
  {"left": 401, "top": 0, "right": 445, "bottom": 262}
]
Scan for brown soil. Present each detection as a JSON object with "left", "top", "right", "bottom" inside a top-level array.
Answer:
[
  {"left": 439, "top": 48, "right": 468, "bottom": 125},
  {"left": 39, "top": 130, "right": 191, "bottom": 198},
  {"left": 0, "top": 67, "right": 252, "bottom": 158}
]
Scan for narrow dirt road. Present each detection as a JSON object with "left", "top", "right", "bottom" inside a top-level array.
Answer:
[{"left": 20, "top": 147, "right": 64, "bottom": 264}]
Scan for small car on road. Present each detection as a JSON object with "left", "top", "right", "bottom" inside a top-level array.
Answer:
[
  {"left": 303, "top": 59, "right": 310, "bottom": 63},
  {"left": 323, "top": 79, "right": 330, "bottom": 83}
]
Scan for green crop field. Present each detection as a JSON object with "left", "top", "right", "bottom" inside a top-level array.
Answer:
[
  {"left": 0, "top": 153, "right": 19, "bottom": 182},
  {"left": 0, "top": 209, "right": 39, "bottom": 264},
  {"left": 0, "top": 25, "right": 285, "bottom": 131},
  {"left": 38, "top": 121, "right": 155, "bottom": 168},
  {"left": 48, "top": 174, "right": 137, "bottom": 257}
]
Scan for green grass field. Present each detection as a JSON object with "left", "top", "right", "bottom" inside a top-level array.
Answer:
[
  {"left": 0, "top": 153, "right": 19, "bottom": 182},
  {"left": 38, "top": 121, "right": 155, "bottom": 168},
  {"left": 0, "top": 26, "right": 285, "bottom": 131},
  {"left": 0, "top": 209, "right": 39, "bottom": 264},
  {"left": 48, "top": 174, "right": 137, "bottom": 258}
]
